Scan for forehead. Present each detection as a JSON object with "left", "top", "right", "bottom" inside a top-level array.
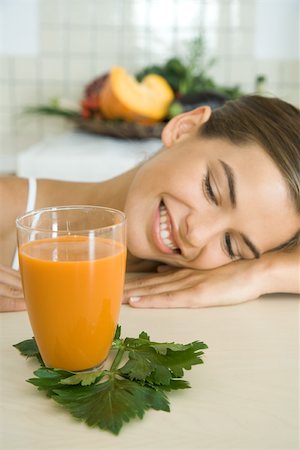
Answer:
[{"left": 197, "top": 137, "right": 286, "bottom": 191}]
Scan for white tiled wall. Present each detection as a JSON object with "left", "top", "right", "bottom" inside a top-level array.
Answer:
[{"left": 0, "top": 0, "right": 299, "bottom": 172}]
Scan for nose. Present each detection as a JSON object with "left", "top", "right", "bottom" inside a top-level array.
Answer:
[{"left": 184, "top": 209, "right": 229, "bottom": 250}]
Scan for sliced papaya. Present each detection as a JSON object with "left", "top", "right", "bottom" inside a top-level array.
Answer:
[{"left": 99, "top": 67, "right": 174, "bottom": 124}]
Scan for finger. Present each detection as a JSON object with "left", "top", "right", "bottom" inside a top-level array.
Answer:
[
  {"left": 0, "top": 283, "right": 24, "bottom": 298},
  {"left": 0, "top": 296, "right": 26, "bottom": 312},
  {"left": 0, "top": 269, "right": 22, "bottom": 289},
  {"left": 0, "top": 264, "right": 20, "bottom": 277},
  {"left": 125, "top": 277, "right": 196, "bottom": 302},
  {"left": 0, "top": 275, "right": 22, "bottom": 289},
  {"left": 128, "top": 287, "right": 201, "bottom": 308},
  {"left": 125, "top": 269, "right": 190, "bottom": 290},
  {"left": 157, "top": 265, "right": 176, "bottom": 273}
]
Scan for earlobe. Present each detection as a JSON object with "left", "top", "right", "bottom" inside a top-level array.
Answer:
[{"left": 161, "top": 105, "right": 212, "bottom": 148}]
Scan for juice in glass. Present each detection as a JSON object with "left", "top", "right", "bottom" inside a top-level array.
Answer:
[{"left": 17, "top": 206, "right": 126, "bottom": 372}]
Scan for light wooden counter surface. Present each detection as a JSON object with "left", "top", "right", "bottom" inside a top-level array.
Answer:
[{"left": 0, "top": 295, "right": 299, "bottom": 450}]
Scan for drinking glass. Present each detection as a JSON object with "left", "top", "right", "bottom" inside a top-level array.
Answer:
[{"left": 16, "top": 205, "right": 126, "bottom": 372}]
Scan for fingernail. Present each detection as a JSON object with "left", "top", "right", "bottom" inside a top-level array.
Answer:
[{"left": 130, "top": 296, "right": 141, "bottom": 304}]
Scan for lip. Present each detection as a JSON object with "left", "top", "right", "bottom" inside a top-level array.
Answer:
[{"left": 152, "top": 200, "right": 181, "bottom": 255}]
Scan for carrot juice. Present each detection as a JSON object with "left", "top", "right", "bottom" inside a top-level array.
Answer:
[{"left": 19, "top": 236, "right": 126, "bottom": 372}]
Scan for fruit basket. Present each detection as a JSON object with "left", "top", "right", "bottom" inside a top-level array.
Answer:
[
  {"left": 26, "top": 38, "right": 243, "bottom": 140},
  {"left": 73, "top": 116, "right": 165, "bottom": 140}
]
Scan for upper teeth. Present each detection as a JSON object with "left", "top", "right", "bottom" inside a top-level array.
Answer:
[{"left": 159, "top": 203, "right": 178, "bottom": 251}]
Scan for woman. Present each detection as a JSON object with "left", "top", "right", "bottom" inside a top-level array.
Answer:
[{"left": 0, "top": 95, "right": 299, "bottom": 312}]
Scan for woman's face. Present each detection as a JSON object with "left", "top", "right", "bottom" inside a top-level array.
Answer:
[{"left": 124, "top": 126, "right": 299, "bottom": 270}]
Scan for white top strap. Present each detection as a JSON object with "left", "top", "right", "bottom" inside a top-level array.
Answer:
[
  {"left": 25, "top": 177, "right": 37, "bottom": 213},
  {"left": 12, "top": 178, "right": 37, "bottom": 271}
]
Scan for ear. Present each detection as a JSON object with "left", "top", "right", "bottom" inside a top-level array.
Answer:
[{"left": 161, "top": 106, "right": 212, "bottom": 148}]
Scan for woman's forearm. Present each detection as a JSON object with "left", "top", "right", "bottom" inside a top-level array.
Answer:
[{"left": 257, "top": 248, "right": 300, "bottom": 295}]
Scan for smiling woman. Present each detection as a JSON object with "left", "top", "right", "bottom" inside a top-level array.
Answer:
[
  {"left": 124, "top": 97, "right": 299, "bottom": 270},
  {"left": 0, "top": 95, "right": 299, "bottom": 311}
]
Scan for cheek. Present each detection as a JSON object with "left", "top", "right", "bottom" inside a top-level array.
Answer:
[
  {"left": 124, "top": 196, "right": 152, "bottom": 258},
  {"left": 190, "top": 242, "right": 229, "bottom": 270}
]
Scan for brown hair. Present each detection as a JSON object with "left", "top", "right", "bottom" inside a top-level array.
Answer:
[{"left": 200, "top": 95, "right": 300, "bottom": 250}]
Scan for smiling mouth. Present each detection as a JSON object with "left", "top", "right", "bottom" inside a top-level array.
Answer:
[{"left": 158, "top": 200, "right": 181, "bottom": 254}]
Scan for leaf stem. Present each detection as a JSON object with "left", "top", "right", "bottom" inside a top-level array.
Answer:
[{"left": 110, "top": 346, "right": 126, "bottom": 372}]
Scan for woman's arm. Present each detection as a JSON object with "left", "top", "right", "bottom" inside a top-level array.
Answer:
[
  {"left": 0, "top": 176, "right": 103, "bottom": 311},
  {"left": 258, "top": 247, "right": 300, "bottom": 294},
  {"left": 0, "top": 176, "right": 28, "bottom": 266},
  {"left": 124, "top": 248, "right": 300, "bottom": 308},
  {"left": 0, "top": 264, "right": 25, "bottom": 312},
  {"left": 0, "top": 176, "right": 28, "bottom": 311}
]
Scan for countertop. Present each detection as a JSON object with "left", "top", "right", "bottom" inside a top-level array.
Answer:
[
  {"left": 16, "top": 131, "right": 161, "bottom": 182},
  {"left": 0, "top": 295, "right": 299, "bottom": 449}
]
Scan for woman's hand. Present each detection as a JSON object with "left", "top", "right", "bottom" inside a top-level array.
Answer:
[
  {"left": 0, "top": 264, "right": 26, "bottom": 312},
  {"left": 124, "top": 259, "right": 265, "bottom": 308}
]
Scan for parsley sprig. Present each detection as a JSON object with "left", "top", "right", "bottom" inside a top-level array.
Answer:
[{"left": 14, "top": 326, "right": 207, "bottom": 435}]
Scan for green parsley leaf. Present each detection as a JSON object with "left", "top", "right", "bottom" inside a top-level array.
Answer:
[
  {"left": 161, "top": 379, "right": 191, "bottom": 391},
  {"left": 52, "top": 378, "right": 170, "bottom": 435},
  {"left": 15, "top": 326, "right": 208, "bottom": 435},
  {"left": 120, "top": 335, "right": 207, "bottom": 384},
  {"left": 120, "top": 350, "right": 172, "bottom": 385},
  {"left": 13, "top": 337, "right": 39, "bottom": 357},
  {"left": 150, "top": 342, "right": 196, "bottom": 355},
  {"left": 27, "top": 368, "right": 73, "bottom": 396},
  {"left": 60, "top": 370, "right": 106, "bottom": 386},
  {"left": 139, "top": 331, "right": 150, "bottom": 341},
  {"left": 13, "top": 337, "right": 44, "bottom": 365}
]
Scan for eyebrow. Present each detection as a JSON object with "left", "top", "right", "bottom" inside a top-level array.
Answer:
[
  {"left": 219, "top": 159, "right": 236, "bottom": 208},
  {"left": 218, "top": 159, "right": 260, "bottom": 259},
  {"left": 241, "top": 233, "right": 260, "bottom": 259}
]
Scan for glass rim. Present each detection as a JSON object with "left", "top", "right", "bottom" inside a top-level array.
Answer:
[{"left": 16, "top": 205, "right": 126, "bottom": 233}]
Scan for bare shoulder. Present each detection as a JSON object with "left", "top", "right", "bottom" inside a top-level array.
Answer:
[
  {"left": 0, "top": 176, "right": 66, "bottom": 215},
  {"left": 35, "top": 179, "right": 96, "bottom": 208}
]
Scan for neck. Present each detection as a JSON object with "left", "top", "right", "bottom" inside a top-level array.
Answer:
[{"left": 88, "top": 166, "right": 139, "bottom": 212}]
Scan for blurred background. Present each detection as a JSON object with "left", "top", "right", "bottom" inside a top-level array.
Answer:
[{"left": 0, "top": 0, "right": 299, "bottom": 178}]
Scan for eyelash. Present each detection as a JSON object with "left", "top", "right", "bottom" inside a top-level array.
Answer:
[
  {"left": 203, "top": 172, "right": 238, "bottom": 260},
  {"left": 203, "top": 172, "right": 218, "bottom": 205},
  {"left": 224, "top": 232, "right": 236, "bottom": 260}
]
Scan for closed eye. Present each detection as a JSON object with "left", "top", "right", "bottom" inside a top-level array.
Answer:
[
  {"left": 224, "top": 232, "right": 242, "bottom": 260},
  {"left": 203, "top": 169, "right": 241, "bottom": 261},
  {"left": 224, "top": 232, "right": 235, "bottom": 259},
  {"left": 203, "top": 171, "right": 218, "bottom": 206}
]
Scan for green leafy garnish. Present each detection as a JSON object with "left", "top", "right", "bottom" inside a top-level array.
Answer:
[
  {"left": 14, "top": 326, "right": 207, "bottom": 435},
  {"left": 13, "top": 337, "right": 44, "bottom": 365}
]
